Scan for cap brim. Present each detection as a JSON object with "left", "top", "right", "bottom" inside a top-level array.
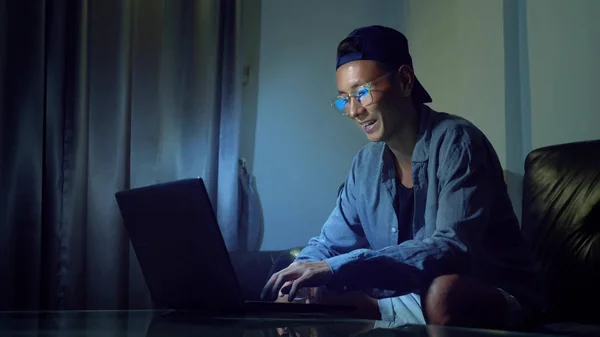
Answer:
[{"left": 412, "top": 77, "right": 432, "bottom": 103}]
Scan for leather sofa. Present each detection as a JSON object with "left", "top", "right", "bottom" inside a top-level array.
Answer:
[
  {"left": 521, "top": 140, "right": 600, "bottom": 335},
  {"left": 230, "top": 139, "right": 600, "bottom": 335}
]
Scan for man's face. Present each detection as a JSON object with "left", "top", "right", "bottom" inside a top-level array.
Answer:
[{"left": 334, "top": 60, "right": 410, "bottom": 143}]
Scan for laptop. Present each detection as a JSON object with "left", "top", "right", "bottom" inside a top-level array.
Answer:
[{"left": 114, "top": 177, "right": 356, "bottom": 317}]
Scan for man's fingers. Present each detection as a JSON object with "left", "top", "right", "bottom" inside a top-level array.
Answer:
[
  {"left": 270, "top": 271, "right": 297, "bottom": 301},
  {"left": 279, "top": 280, "right": 294, "bottom": 297},
  {"left": 261, "top": 272, "right": 279, "bottom": 300},
  {"left": 288, "top": 275, "right": 308, "bottom": 301},
  {"left": 262, "top": 270, "right": 288, "bottom": 300},
  {"left": 261, "top": 262, "right": 305, "bottom": 301},
  {"left": 270, "top": 273, "right": 286, "bottom": 300}
]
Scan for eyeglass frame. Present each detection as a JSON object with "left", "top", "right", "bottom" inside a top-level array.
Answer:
[{"left": 329, "top": 71, "right": 395, "bottom": 116}]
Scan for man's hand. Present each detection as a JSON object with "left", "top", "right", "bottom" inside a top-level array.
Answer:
[
  {"left": 274, "top": 287, "right": 320, "bottom": 304},
  {"left": 261, "top": 261, "right": 333, "bottom": 302}
]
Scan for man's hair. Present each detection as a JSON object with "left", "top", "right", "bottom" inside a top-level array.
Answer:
[
  {"left": 337, "top": 37, "right": 397, "bottom": 73},
  {"left": 337, "top": 37, "right": 361, "bottom": 55}
]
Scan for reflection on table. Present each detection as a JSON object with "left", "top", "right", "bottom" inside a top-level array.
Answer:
[{"left": 0, "top": 310, "right": 556, "bottom": 337}]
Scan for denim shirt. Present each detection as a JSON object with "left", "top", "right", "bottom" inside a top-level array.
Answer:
[{"left": 295, "top": 105, "right": 545, "bottom": 310}]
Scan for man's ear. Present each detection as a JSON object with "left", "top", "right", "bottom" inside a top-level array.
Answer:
[{"left": 397, "top": 65, "right": 414, "bottom": 97}]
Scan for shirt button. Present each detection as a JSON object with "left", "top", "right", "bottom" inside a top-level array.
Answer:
[{"left": 391, "top": 227, "right": 398, "bottom": 233}]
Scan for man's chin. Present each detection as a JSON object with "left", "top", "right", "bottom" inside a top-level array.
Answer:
[{"left": 366, "top": 132, "right": 383, "bottom": 142}]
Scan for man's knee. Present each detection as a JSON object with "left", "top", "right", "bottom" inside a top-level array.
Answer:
[
  {"left": 421, "top": 274, "right": 508, "bottom": 328},
  {"left": 422, "top": 274, "right": 461, "bottom": 326}
]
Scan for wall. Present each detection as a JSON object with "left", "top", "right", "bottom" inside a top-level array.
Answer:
[
  {"left": 404, "top": 0, "right": 507, "bottom": 167},
  {"left": 402, "top": 0, "right": 600, "bottom": 220},
  {"left": 526, "top": 0, "right": 600, "bottom": 150},
  {"left": 242, "top": 0, "right": 600, "bottom": 250},
  {"left": 403, "top": 0, "right": 522, "bottom": 212},
  {"left": 403, "top": 0, "right": 600, "bottom": 162},
  {"left": 251, "top": 0, "right": 405, "bottom": 250}
]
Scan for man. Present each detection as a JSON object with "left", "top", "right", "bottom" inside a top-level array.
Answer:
[{"left": 262, "top": 26, "right": 546, "bottom": 330}]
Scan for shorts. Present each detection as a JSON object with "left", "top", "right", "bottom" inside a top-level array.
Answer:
[{"left": 374, "top": 288, "right": 523, "bottom": 329}]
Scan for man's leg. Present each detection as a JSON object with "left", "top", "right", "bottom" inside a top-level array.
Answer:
[
  {"left": 276, "top": 288, "right": 382, "bottom": 320},
  {"left": 377, "top": 293, "right": 426, "bottom": 326},
  {"left": 421, "top": 274, "right": 519, "bottom": 330},
  {"left": 319, "top": 290, "right": 382, "bottom": 320},
  {"left": 293, "top": 274, "right": 520, "bottom": 329},
  {"left": 317, "top": 291, "right": 426, "bottom": 325}
]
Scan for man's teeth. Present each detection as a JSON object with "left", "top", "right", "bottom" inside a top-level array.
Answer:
[{"left": 363, "top": 121, "right": 376, "bottom": 127}]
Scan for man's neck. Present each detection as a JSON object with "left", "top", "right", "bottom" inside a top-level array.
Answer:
[{"left": 386, "top": 103, "right": 420, "bottom": 167}]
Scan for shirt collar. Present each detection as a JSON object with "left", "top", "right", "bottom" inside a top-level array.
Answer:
[
  {"left": 412, "top": 104, "right": 434, "bottom": 163},
  {"left": 378, "top": 104, "right": 436, "bottom": 187},
  {"left": 381, "top": 104, "right": 434, "bottom": 167}
]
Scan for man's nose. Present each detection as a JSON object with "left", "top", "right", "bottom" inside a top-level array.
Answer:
[{"left": 348, "top": 99, "right": 367, "bottom": 118}]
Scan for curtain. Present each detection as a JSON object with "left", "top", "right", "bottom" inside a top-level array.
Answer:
[
  {"left": 0, "top": 0, "right": 243, "bottom": 310},
  {"left": 238, "top": 158, "right": 264, "bottom": 251}
]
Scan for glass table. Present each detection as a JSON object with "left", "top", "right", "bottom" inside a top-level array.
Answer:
[{"left": 0, "top": 310, "right": 563, "bottom": 337}]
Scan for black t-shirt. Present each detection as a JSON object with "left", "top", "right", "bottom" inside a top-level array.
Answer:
[{"left": 396, "top": 180, "right": 414, "bottom": 244}]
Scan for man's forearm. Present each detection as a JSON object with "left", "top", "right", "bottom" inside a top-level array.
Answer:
[{"left": 324, "top": 234, "right": 469, "bottom": 297}]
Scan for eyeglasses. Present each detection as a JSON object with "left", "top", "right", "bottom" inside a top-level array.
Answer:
[{"left": 330, "top": 72, "right": 393, "bottom": 115}]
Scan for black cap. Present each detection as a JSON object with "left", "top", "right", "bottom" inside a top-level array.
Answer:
[{"left": 336, "top": 25, "right": 432, "bottom": 103}]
